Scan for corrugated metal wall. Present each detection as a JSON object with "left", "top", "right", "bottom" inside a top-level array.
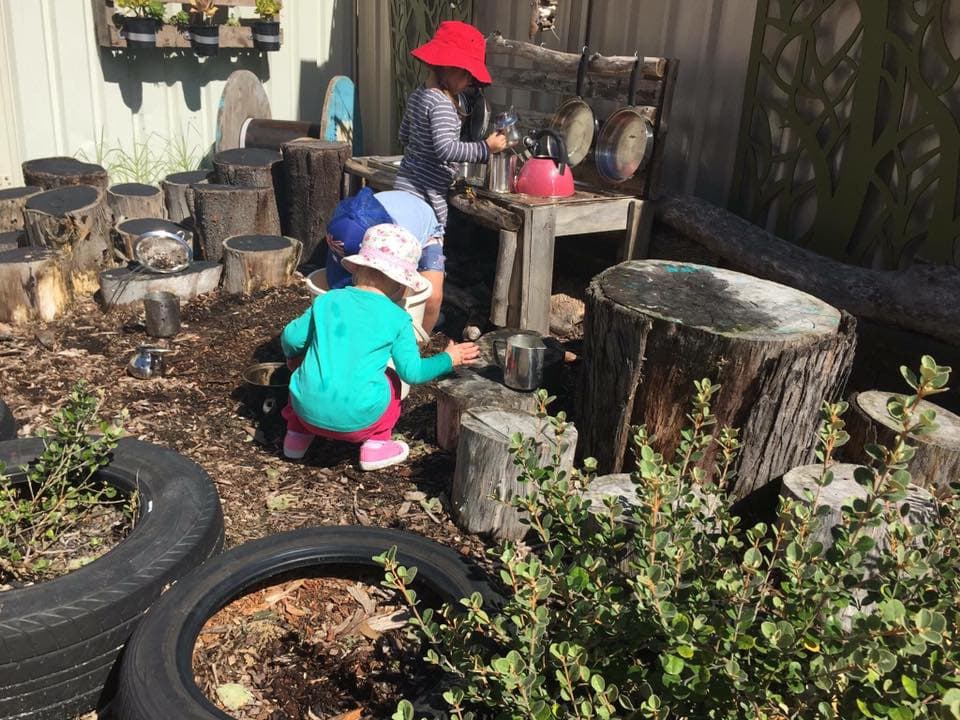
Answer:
[
  {"left": 358, "top": 0, "right": 757, "bottom": 205},
  {"left": 0, "top": 0, "right": 354, "bottom": 187}
]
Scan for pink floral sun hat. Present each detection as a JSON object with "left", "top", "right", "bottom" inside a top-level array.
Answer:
[{"left": 341, "top": 224, "right": 431, "bottom": 294}]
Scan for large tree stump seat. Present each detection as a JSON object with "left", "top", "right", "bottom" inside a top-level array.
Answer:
[
  {"left": 0, "top": 186, "right": 42, "bottom": 231},
  {"left": 107, "top": 183, "right": 165, "bottom": 224},
  {"left": 0, "top": 247, "right": 71, "bottom": 323},
  {"left": 221, "top": 234, "right": 302, "bottom": 294},
  {"left": 191, "top": 184, "right": 281, "bottom": 262},
  {"left": 22, "top": 157, "right": 108, "bottom": 193},
  {"left": 161, "top": 170, "right": 211, "bottom": 224}
]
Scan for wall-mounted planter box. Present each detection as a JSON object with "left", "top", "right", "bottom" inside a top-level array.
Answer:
[{"left": 92, "top": 0, "right": 283, "bottom": 50}]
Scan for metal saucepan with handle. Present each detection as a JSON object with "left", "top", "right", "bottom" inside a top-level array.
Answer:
[
  {"left": 594, "top": 54, "right": 654, "bottom": 183},
  {"left": 549, "top": 47, "right": 596, "bottom": 168}
]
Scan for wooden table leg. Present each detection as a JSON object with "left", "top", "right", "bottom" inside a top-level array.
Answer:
[
  {"left": 620, "top": 200, "right": 641, "bottom": 261},
  {"left": 490, "top": 228, "right": 517, "bottom": 327},
  {"left": 519, "top": 205, "right": 556, "bottom": 334}
]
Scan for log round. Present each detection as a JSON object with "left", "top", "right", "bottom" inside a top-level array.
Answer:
[
  {"left": 213, "top": 148, "right": 282, "bottom": 188},
  {"left": 23, "top": 185, "right": 111, "bottom": 293},
  {"left": 0, "top": 247, "right": 71, "bottom": 323},
  {"left": 191, "top": 184, "right": 281, "bottom": 262},
  {"left": 106, "top": 183, "right": 165, "bottom": 224},
  {"left": 451, "top": 407, "right": 578, "bottom": 541},
  {"left": 161, "top": 170, "right": 211, "bottom": 224},
  {"left": 780, "top": 463, "right": 938, "bottom": 556},
  {"left": 0, "top": 186, "right": 42, "bottom": 231},
  {"left": 842, "top": 391, "right": 960, "bottom": 499},
  {"left": 221, "top": 234, "right": 302, "bottom": 295},
  {"left": 281, "top": 139, "right": 351, "bottom": 265},
  {"left": 114, "top": 218, "right": 191, "bottom": 262},
  {"left": 22, "top": 157, "right": 109, "bottom": 193},
  {"left": 578, "top": 260, "right": 857, "bottom": 499}
]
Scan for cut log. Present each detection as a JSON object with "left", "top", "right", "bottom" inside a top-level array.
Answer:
[
  {"left": 191, "top": 184, "right": 281, "bottom": 262},
  {"left": 161, "top": 170, "right": 211, "bottom": 224},
  {"left": 842, "top": 390, "right": 960, "bottom": 499},
  {"left": 578, "top": 260, "right": 857, "bottom": 499},
  {"left": 221, "top": 234, "right": 302, "bottom": 294},
  {"left": 98, "top": 261, "right": 222, "bottom": 307},
  {"left": 657, "top": 195, "right": 960, "bottom": 348},
  {"left": 449, "top": 191, "right": 522, "bottom": 232},
  {"left": 0, "top": 247, "right": 71, "bottom": 323},
  {"left": 213, "top": 147, "right": 283, "bottom": 188},
  {"left": 114, "top": 218, "right": 191, "bottom": 262},
  {"left": 281, "top": 139, "right": 351, "bottom": 264},
  {"left": 0, "top": 230, "right": 25, "bottom": 252},
  {"left": 0, "top": 186, "right": 42, "bottom": 231},
  {"left": 23, "top": 185, "right": 112, "bottom": 294},
  {"left": 436, "top": 370, "right": 537, "bottom": 453},
  {"left": 451, "top": 407, "right": 578, "bottom": 541},
  {"left": 486, "top": 32, "right": 666, "bottom": 79},
  {"left": 22, "top": 157, "right": 109, "bottom": 193},
  {"left": 106, "top": 183, "right": 165, "bottom": 224}
]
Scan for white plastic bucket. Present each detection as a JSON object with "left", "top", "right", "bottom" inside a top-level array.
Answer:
[{"left": 304, "top": 268, "right": 433, "bottom": 399}]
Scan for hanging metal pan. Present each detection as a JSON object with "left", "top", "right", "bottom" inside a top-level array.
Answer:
[
  {"left": 458, "top": 86, "right": 491, "bottom": 142},
  {"left": 549, "top": 47, "right": 596, "bottom": 168},
  {"left": 594, "top": 55, "right": 654, "bottom": 183}
]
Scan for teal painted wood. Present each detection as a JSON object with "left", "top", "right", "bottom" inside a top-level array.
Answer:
[{"left": 320, "top": 76, "right": 362, "bottom": 154}]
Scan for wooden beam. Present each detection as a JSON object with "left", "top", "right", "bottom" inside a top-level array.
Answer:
[{"left": 491, "top": 66, "right": 661, "bottom": 105}]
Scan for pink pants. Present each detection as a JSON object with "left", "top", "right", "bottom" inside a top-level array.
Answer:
[{"left": 281, "top": 370, "right": 402, "bottom": 443}]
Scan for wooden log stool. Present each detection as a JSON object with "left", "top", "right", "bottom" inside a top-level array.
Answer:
[
  {"left": 452, "top": 406, "right": 578, "bottom": 541},
  {"left": 435, "top": 329, "right": 554, "bottom": 453},
  {"left": 221, "top": 234, "right": 302, "bottom": 294},
  {"left": 842, "top": 391, "right": 960, "bottom": 499},
  {"left": 214, "top": 148, "right": 284, "bottom": 234},
  {"left": 0, "top": 230, "right": 25, "bottom": 252},
  {"left": 578, "top": 260, "right": 857, "bottom": 499},
  {"left": 161, "top": 170, "right": 211, "bottom": 224},
  {"left": 114, "top": 218, "right": 190, "bottom": 262},
  {"left": 106, "top": 183, "right": 165, "bottom": 224},
  {"left": 0, "top": 186, "right": 42, "bottom": 231},
  {"left": 22, "top": 157, "right": 109, "bottom": 193},
  {"left": 23, "top": 185, "right": 112, "bottom": 294},
  {"left": 191, "top": 184, "right": 282, "bottom": 262},
  {"left": 0, "top": 247, "right": 71, "bottom": 323},
  {"left": 281, "top": 139, "right": 351, "bottom": 264}
]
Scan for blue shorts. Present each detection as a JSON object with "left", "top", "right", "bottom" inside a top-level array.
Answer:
[{"left": 419, "top": 243, "right": 445, "bottom": 273}]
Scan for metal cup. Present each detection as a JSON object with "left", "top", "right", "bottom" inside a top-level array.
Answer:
[
  {"left": 496, "top": 333, "right": 546, "bottom": 391},
  {"left": 143, "top": 291, "right": 181, "bottom": 338}
]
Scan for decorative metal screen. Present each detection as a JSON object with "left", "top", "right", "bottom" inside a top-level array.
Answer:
[
  {"left": 389, "top": 0, "right": 475, "bottom": 131},
  {"left": 732, "top": 1, "right": 960, "bottom": 268}
]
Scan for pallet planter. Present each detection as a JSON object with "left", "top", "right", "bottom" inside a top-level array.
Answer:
[{"left": 188, "top": 24, "right": 220, "bottom": 55}]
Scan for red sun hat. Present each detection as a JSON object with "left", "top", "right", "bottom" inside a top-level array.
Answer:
[{"left": 411, "top": 21, "right": 492, "bottom": 85}]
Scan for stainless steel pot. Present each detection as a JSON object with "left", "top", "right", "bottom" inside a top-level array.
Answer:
[
  {"left": 594, "top": 55, "right": 654, "bottom": 183},
  {"left": 495, "top": 334, "right": 546, "bottom": 391}
]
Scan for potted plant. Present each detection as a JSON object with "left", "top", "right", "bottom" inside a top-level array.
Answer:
[
  {"left": 253, "top": 0, "right": 282, "bottom": 52},
  {"left": 115, "top": 0, "right": 166, "bottom": 49},
  {"left": 188, "top": 0, "right": 219, "bottom": 56}
]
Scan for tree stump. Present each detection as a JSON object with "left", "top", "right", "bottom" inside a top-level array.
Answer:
[
  {"left": 161, "top": 170, "right": 211, "bottom": 224},
  {"left": 23, "top": 185, "right": 111, "bottom": 294},
  {"left": 106, "top": 183, "right": 165, "bottom": 224},
  {"left": 0, "top": 247, "right": 71, "bottom": 323},
  {"left": 451, "top": 407, "right": 578, "bottom": 541},
  {"left": 0, "top": 230, "right": 25, "bottom": 252},
  {"left": 99, "top": 262, "right": 222, "bottom": 307},
  {"left": 214, "top": 148, "right": 283, "bottom": 188},
  {"left": 281, "top": 139, "right": 351, "bottom": 264},
  {"left": 22, "top": 157, "right": 108, "bottom": 193},
  {"left": 192, "top": 184, "right": 281, "bottom": 262},
  {"left": 221, "top": 235, "right": 302, "bottom": 295},
  {"left": 114, "top": 218, "right": 191, "bottom": 262},
  {"left": 0, "top": 186, "right": 42, "bottom": 231},
  {"left": 842, "top": 391, "right": 960, "bottom": 499},
  {"left": 578, "top": 260, "right": 857, "bottom": 499}
]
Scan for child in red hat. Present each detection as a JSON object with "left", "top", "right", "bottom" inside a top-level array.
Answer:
[{"left": 396, "top": 21, "right": 508, "bottom": 236}]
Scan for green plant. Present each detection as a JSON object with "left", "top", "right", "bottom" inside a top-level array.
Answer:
[
  {"left": 189, "top": 0, "right": 217, "bottom": 25},
  {"left": 116, "top": 0, "right": 166, "bottom": 21},
  {"left": 76, "top": 126, "right": 207, "bottom": 185},
  {"left": 380, "top": 359, "right": 960, "bottom": 719},
  {"left": 225, "top": 11, "right": 241, "bottom": 27},
  {"left": 0, "top": 382, "right": 130, "bottom": 581},
  {"left": 168, "top": 9, "right": 190, "bottom": 27},
  {"left": 254, "top": 0, "right": 282, "bottom": 21}
]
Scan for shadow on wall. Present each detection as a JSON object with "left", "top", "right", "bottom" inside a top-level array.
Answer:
[{"left": 98, "top": 49, "right": 270, "bottom": 114}]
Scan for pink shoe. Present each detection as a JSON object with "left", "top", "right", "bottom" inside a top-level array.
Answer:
[
  {"left": 283, "top": 430, "right": 314, "bottom": 459},
  {"left": 359, "top": 440, "right": 409, "bottom": 471}
]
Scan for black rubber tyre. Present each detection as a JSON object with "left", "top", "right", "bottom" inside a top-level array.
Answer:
[
  {"left": 0, "top": 437, "right": 224, "bottom": 720},
  {"left": 114, "top": 526, "right": 496, "bottom": 720},
  {"left": 0, "top": 399, "right": 14, "bottom": 441}
]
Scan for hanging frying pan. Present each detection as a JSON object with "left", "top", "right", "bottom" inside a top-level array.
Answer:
[
  {"left": 458, "top": 86, "right": 491, "bottom": 142},
  {"left": 594, "top": 55, "right": 654, "bottom": 183},
  {"left": 549, "top": 47, "right": 596, "bottom": 168}
]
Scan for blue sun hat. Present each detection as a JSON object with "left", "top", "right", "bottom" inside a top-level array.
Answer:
[{"left": 325, "top": 187, "right": 394, "bottom": 289}]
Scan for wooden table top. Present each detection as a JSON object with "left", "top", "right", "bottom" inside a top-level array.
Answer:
[{"left": 346, "top": 156, "right": 636, "bottom": 208}]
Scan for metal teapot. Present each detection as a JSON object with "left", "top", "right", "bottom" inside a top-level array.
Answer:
[{"left": 127, "top": 345, "right": 171, "bottom": 379}]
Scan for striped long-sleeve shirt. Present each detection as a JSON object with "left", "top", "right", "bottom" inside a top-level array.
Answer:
[{"left": 396, "top": 86, "right": 489, "bottom": 230}]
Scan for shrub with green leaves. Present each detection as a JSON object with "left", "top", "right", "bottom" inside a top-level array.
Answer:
[
  {"left": 116, "top": 0, "right": 166, "bottom": 21},
  {"left": 379, "top": 358, "right": 960, "bottom": 719},
  {"left": 0, "top": 382, "right": 129, "bottom": 582}
]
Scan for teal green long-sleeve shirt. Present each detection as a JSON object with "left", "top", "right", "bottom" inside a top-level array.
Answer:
[{"left": 281, "top": 287, "right": 453, "bottom": 432}]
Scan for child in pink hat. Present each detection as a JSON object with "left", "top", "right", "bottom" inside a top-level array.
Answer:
[
  {"left": 280, "top": 224, "right": 480, "bottom": 470},
  {"left": 395, "top": 21, "right": 508, "bottom": 234}
]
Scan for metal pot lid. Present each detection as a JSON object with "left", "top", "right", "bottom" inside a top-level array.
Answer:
[
  {"left": 458, "top": 88, "right": 490, "bottom": 142},
  {"left": 595, "top": 113, "right": 654, "bottom": 183}
]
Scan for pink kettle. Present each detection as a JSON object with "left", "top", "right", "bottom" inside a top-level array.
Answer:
[{"left": 515, "top": 129, "right": 576, "bottom": 198}]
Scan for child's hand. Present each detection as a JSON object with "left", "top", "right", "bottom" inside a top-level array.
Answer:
[
  {"left": 486, "top": 132, "right": 509, "bottom": 154},
  {"left": 446, "top": 340, "right": 481, "bottom": 366}
]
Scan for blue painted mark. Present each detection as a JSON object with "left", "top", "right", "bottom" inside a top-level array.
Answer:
[{"left": 663, "top": 263, "right": 698, "bottom": 273}]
